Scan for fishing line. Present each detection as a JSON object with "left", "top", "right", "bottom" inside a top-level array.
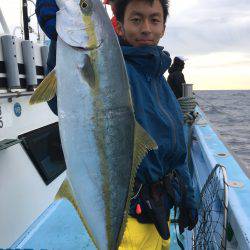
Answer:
[
  {"left": 131, "top": 184, "right": 142, "bottom": 200},
  {"left": 195, "top": 93, "right": 232, "bottom": 117}
]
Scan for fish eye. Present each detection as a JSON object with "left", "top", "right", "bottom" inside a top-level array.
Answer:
[{"left": 80, "top": 0, "right": 88, "bottom": 8}]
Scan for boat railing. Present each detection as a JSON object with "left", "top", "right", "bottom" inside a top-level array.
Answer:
[
  {"left": 192, "top": 107, "right": 250, "bottom": 249},
  {"left": 0, "top": 90, "right": 34, "bottom": 100}
]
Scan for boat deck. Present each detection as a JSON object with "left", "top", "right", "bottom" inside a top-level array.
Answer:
[
  {"left": 11, "top": 200, "right": 95, "bottom": 249},
  {"left": 11, "top": 199, "right": 187, "bottom": 249}
]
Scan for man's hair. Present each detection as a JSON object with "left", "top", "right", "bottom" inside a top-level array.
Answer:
[{"left": 113, "top": 0, "right": 169, "bottom": 23}]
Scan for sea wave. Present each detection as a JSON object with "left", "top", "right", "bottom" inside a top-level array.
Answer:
[{"left": 195, "top": 90, "right": 250, "bottom": 178}]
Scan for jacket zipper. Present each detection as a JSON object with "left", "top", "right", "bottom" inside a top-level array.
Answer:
[{"left": 153, "top": 78, "right": 177, "bottom": 152}]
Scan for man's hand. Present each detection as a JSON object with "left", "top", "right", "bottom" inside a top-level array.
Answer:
[
  {"left": 179, "top": 207, "right": 198, "bottom": 233},
  {"left": 187, "top": 208, "right": 198, "bottom": 230}
]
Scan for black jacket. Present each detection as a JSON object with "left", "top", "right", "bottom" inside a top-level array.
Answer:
[{"left": 167, "top": 61, "right": 186, "bottom": 99}]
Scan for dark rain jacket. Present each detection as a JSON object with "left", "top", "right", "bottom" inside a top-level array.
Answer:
[
  {"left": 35, "top": 0, "right": 58, "bottom": 40},
  {"left": 167, "top": 63, "right": 185, "bottom": 99},
  {"left": 121, "top": 46, "right": 196, "bottom": 209},
  {"left": 35, "top": 0, "right": 58, "bottom": 115}
]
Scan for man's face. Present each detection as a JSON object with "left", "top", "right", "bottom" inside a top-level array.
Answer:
[{"left": 117, "top": 0, "right": 165, "bottom": 47}]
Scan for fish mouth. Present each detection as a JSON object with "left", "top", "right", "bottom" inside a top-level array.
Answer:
[
  {"left": 63, "top": 26, "right": 104, "bottom": 51},
  {"left": 73, "top": 39, "right": 104, "bottom": 51}
]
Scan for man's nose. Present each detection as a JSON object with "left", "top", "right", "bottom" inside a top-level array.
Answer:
[{"left": 141, "top": 20, "right": 151, "bottom": 34}]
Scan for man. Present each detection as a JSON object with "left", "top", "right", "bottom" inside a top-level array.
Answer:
[
  {"left": 36, "top": 0, "right": 197, "bottom": 249},
  {"left": 113, "top": 0, "right": 197, "bottom": 249},
  {"left": 167, "top": 56, "right": 186, "bottom": 98}
]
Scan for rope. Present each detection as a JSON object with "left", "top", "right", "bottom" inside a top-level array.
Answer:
[{"left": 178, "top": 96, "right": 198, "bottom": 125}]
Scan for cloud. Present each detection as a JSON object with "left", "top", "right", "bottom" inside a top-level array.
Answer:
[
  {"left": 194, "top": 59, "right": 250, "bottom": 69},
  {"left": 161, "top": 0, "right": 250, "bottom": 56}
]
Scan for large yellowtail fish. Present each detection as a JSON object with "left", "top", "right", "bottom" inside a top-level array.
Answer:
[{"left": 30, "top": 0, "right": 157, "bottom": 249}]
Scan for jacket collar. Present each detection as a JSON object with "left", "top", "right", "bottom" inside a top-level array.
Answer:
[{"left": 121, "top": 45, "right": 172, "bottom": 77}]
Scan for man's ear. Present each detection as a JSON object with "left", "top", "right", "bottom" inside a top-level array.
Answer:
[{"left": 116, "top": 21, "right": 125, "bottom": 37}]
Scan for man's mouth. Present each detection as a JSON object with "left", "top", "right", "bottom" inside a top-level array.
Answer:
[{"left": 136, "top": 39, "right": 154, "bottom": 44}]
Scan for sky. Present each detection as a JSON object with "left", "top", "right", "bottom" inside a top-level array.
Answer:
[
  {"left": 1, "top": 0, "right": 250, "bottom": 90},
  {"left": 161, "top": 0, "right": 250, "bottom": 90}
]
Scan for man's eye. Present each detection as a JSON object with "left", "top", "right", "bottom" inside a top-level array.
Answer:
[
  {"left": 131, "top": 18, "right": 141, "bottom": 24},
  {"left": 152, "top": 18, "right": 160, "bottom": 23}
]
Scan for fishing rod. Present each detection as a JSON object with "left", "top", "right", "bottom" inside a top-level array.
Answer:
[
  {"left": 22, "top": 0, "right": 29, "bottom": 40},
  {"left": 21, "top": 0, "right": 42, "bottom": 41}
]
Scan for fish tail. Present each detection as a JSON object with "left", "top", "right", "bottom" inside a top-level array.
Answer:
[{"left": 55, "top": 179, "right": 98, "bottom": 248}]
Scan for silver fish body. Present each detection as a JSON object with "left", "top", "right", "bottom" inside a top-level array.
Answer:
[{"left": 55, "top": 0, "right": 156, "bottom": 249}]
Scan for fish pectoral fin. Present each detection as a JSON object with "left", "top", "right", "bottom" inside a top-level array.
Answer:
[
  {"left": 29, "top": 68, "right": 57, "bottom": 105},
  {"left": 79, "top": 54, "right": 96, "bottom": 88},
  {"left": 55, "top": 179, "right": 98, "bottom": 248},
  {"left": 133, "top": 121, "right": 158, "bottom": 170}
]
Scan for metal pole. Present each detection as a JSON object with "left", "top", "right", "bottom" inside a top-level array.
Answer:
[
  {"left": 0, "top": 91, "right": 34, "bottom": 99},
  {"left": 181, "top": 83, "right": 195, "bottom": 175},
  {"left": 0, "top": 8, "right": 10, "bottom": 34},
  {"left": 22, "top": 0, "right": 30, "bottom": 40},
  {"left": 182, "top": 83, "right": 193, "bottom": 97}
]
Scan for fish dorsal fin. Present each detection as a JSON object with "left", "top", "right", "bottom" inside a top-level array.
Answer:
[
  {"left": 79, "top": 54, "right": 96, "bottom": 88},
  {"left": 117, "top": 121, "right": 158, "bottom": 246},
  {"left": 55, "top": 179, "right": 98, "bottom": 248},
  {"left": 29, "top": 68, "right": 57, "bottom": 105}
]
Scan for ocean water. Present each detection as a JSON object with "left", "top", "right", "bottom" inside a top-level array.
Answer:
[{"left": 194, "top": 90, "right": 250, "bottom": 178}]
